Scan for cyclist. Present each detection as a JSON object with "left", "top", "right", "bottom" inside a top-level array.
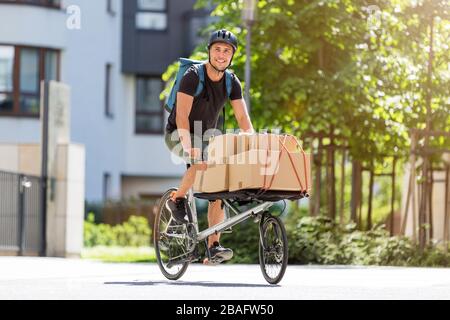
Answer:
[{"left": 164, "top": 29, "right": 254, "bottom": 264}]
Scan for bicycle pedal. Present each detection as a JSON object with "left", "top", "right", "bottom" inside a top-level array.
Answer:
[{"left": 168, "top": 219, "right": 181, "bottom": 227}]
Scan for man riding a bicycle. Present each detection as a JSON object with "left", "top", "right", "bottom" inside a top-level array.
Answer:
[{"left": 164, "top": 29, "right": 254, "bottom": 264}]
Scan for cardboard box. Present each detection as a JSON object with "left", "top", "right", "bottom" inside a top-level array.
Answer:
[
  {"left": 207, "top": 134, "right": 237, "bottom": 164},
  {"left": 229, "top": 149, "right": 311, "bottom": 193},
  {"left": 206, "top": 133, "right": 302, "bottom": 163},
  {"left": 193, "top": 163, "right": 229, "bottom": 193},
  {"left": 236, "top": 133, "right": 252, "bottom": 154},
  {"left": 198, "top": 133, "right": 310, "bottom": 194},
  {"left": 249, "top": 133, "right": 300, "bottom": 152}
]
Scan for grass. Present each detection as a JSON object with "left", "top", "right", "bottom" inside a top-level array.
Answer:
[{"left": 81, "top": 246, "right": 158, "bottom": 263}]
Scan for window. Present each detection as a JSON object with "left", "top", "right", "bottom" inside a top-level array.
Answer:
[
  {"left": 0, "top": 0, "right": 61, "bottom": 9},
  {"left": 105, "top": 63, "right": 113, "bottom": 118},
  {"left": 137, "top": 0, "right": 165, "bottom": 10},
  {"left": 19, "top": 48, "right": 40, "bottom": 114},
  {"left": 0, "top": 45, "right": 60, "bottom": 117},
  {"left": 45, "top": 50, "right": 58, "bottom": 81},
  {"left": 135, "top": 77, "right": 164, "bottom": 134},
  {"left": 136, "top": 0, "right": 167, "bottom": 31},
  {"left": 0, "top": 46, "right": 14, "bottom": 112}
]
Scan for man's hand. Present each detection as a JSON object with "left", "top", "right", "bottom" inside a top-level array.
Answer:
[{"left": 185, "top": 148, "right": 207, "bottom": 170}]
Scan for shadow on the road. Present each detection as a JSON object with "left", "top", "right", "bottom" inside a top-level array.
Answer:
[{"left": 104, "top": 280, "right": 277, "bottom": 288}]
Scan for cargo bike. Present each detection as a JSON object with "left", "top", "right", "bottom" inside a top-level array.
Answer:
[{"left": 154, "top": 134, "right": 310, "bottom": 285}]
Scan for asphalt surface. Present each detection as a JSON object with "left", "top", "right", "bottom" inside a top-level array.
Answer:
[{"left": 0, "top": 257, "right": 449, "bottom": 300}]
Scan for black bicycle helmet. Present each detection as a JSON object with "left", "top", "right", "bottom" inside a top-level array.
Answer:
[{"left": 207, "top": 29, "right": 238, "bottom": 52}]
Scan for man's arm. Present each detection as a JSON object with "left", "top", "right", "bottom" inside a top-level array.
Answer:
[
  {"left": 230, "top": 98, "right": 254, "bottom": 133},
  {"left": 176, "top": 92, "right": 194, "bottom": 152}
]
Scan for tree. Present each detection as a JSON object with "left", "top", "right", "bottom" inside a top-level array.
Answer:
[{"left": 163, "top": 0, "right": 449, "bottom": 226}]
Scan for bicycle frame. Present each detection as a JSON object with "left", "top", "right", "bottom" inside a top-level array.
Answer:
[
  {"left": 187, "top": 188, "right": 274, "bottom": 243},
  {"left": 160, "top": 188, "right": 289, "bottom": 283}
]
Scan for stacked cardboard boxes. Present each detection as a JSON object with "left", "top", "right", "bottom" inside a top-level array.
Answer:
[
  {"left": 192, "top": 134, "right": 236, "bottom": 193},
  {"left": 193, "top": 133, "right": 311, "bottom": 195}
]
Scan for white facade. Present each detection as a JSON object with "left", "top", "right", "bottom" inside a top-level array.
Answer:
[{"left": 0, "top": 1, "right": 184, "bottom": 203}]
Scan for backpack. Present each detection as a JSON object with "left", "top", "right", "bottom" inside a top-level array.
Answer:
[{"left": 164, "top": 58, "right": 233, "bottom": 113}]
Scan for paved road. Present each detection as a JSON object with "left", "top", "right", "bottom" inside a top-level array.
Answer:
[{"left": 0, "top": 257, "right": 449, "bottom": 300}]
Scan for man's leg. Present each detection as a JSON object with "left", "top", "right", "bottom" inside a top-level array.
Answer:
[
  {"left": 171, "top": 163, "right": 207, "bottom": 201},
  {"left": 204, "top": 200, "right": 233, "bottom": 264},
  {"left": 167, "top": 162, "right": 206, "bottom": 223},
  {"left": 207, "top": 200, "right": 224, "bottom": 247}
]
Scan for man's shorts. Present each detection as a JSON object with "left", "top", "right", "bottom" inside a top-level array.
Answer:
[{"left": 164, "top": 130, "right": 209, "bottom": 166}]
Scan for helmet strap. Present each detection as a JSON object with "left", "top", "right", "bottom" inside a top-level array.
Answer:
[{"left": 208, "top": 56, "right": 226, "bottom": 73}]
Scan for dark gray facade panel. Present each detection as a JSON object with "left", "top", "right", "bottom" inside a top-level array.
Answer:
[{"left": 122, "top": 0, "right": 207, "bottom": 75}]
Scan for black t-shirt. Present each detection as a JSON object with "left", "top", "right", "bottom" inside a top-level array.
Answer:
[{"left": 166, "top": 64, "right": 242, "bottom": 135}]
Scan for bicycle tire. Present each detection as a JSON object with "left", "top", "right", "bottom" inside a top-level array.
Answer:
[
  {"left": 154, "top": 188, "right": 189, "bottom": 280},
  {"left": 258, "top": 215, "right": 288, "bottom": 285}
]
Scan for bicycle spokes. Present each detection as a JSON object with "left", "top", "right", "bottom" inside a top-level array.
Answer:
[
  {"left": 263, "top": 223, "right": 282, "bottom": 271},
  {"left": 259, "top": 216, "right": 288, "bottom": 284},
  {"left": 155, "top": 191, "right": 191, "bottom": 280}
]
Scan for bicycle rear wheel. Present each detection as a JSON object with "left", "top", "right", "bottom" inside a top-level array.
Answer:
[
  {"left": 154, "top": 188, "right": 189, "bottom": 280},
  {"left": 258, "top": 215, "right": 288, "bottom": 284}
]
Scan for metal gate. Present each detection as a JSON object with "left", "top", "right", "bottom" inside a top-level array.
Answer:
[{"left": 0, "top": 170, "right": 43, "bottom": 256}]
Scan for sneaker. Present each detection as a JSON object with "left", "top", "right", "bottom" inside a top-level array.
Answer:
[
  {"left": 207, "top": 241, "right": 233, "bottom": 264},
  {"left": 165, "top": 197, "right": 188, "bottom": 224}
]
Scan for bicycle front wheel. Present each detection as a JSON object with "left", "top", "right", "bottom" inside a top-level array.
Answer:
[
  {"left": 154, "top": 188, "right": 189, "bottom": 280},
  {"left": 258, "top": 215, "right": 288, "bottom": 285}
]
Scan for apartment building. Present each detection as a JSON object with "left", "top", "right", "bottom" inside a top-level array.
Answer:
[{"left": 0, "top": 0, "right": 212, "bottom": 204}]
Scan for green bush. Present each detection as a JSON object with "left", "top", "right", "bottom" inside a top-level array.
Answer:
[
  {"left": 221, "top": 218, "right": 260, "bottom": 264},
  {"left": 84, "top": 213, "right": 151, "bottom": 247},
  {"left": 84, "top": 203, "right": 449, "bottom": 267},
  {"left": 287, "top": 215, "right": 450, "bottom": 267}
]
